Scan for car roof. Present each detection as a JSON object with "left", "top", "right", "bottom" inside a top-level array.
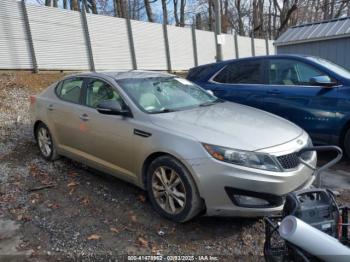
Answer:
[
  {"left": 70, "top": 70, "right": 175, "bottom": 81},
  {"left": 196, "top": 54, "right": 314, "bottom": 68}
]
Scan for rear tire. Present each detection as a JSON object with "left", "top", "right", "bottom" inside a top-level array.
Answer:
[
  {"left": 344, "top": 128, "right": 350, "bottom": 158},
  {"left": 146, "top": 156, "right": 202, "bottom": 222},
  {"left": 35, "top": 123, "right": 59, "bottom": 161}
]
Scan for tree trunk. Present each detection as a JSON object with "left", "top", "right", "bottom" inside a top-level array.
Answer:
[
  {"left": 195, "top": 13, "right": 202, "bottom": 29},
  {"left": 161, "top": 0, "right": 168, "bottom": 24},
  {"left": 221, "top": 0, "right": 229, "bottom": 33},
  {"left": 174, "top": 0, "right": 180, "bottom": 26},
  {"left": 208, "top": 0, "right": 213, "bottom": 31},
  {"left": 235, "top": 0, "right": 244, "bottom": 35},
  {"left": 144, "top": 0, "right": 154, "bottom": 22},
  {"left": 179, "top": 0, "right": 186, "bottom": 27},
  {"left": 71, "top": 0, "right": 80, "bottom": 11},
  {"left": 90, "top": 0, "right": 98, "bottom": 14},
  {"left": 82, "top": 0, "right": 89, "bottom": 13}
]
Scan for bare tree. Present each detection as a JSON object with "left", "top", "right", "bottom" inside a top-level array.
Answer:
[
  {"left": 161, "top": 0, "right": 169, "bottom": 24},
  {"left": 144, "top": 0, "right": 155, "bottom": 22}
]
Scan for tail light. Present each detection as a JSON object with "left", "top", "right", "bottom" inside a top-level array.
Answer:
[{"left": 30, "top": 95, "right": 36, "bottom": 105}]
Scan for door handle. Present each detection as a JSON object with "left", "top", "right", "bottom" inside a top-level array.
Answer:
[
  {"left": 48, "top": 104, "right": 54, "bottom": 111},
  {"left": 267, "top": 89, "right": 281, "bottom": 95},
  {"left": 79, "top": 113, "right": 90, "bottom": 121}
]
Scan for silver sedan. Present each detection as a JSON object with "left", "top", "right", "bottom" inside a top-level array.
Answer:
[{"left": 30, "top": 71, "right": 317, "bottom": 222}]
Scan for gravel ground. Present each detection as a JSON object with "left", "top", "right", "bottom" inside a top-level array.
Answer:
[{"left": 0, "top": 72, "right": 349, "bottom": 261}]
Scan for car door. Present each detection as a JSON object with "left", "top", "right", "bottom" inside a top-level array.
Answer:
[
  {"left": 78, "top": 77, "right": 136, "bottom": 180},
  {"left": 208, "top": 59, "right": 270, "bottom": 110},
  {"left": 49, "top": 77, "right": 88, "bottom": 153},
  {"left": 264, "top": 58, "right": 339, "bottom": 144}
]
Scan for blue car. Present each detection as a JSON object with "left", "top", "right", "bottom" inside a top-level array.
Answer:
[{"left": 187, "top": 55, "right": 350, "bottom": 157}]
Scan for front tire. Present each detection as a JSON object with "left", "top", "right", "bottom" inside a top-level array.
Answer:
[
  {"left": 146, "top": 156, "right": 202, "bottom": 222},
  {"left": 35, "top": 123, "right": 59, "bottom": 161},
  {"left": 344, "top": 128, "right": 350, "bottom": 158}
]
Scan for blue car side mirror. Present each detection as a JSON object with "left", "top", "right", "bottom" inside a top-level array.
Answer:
[{"left": 310, "top": 75, "right": 337, "bottom": 87}]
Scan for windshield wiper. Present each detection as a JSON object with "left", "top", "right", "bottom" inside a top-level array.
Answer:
[
  {"left": 199, "top": 98, "right": 224, "bottom": 107},
  {"left": 150, "top": 108, "right": 177, "bottom": 114}
]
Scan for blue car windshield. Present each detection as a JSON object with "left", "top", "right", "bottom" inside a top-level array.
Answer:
[{"left": 307, "top": 56, "right": 350, "bottom": 79}]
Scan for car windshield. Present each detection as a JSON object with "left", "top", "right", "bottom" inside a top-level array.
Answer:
[
  {"left": 117, "top": 77, "right": 220, "bottom": 113},
  {"left": 307, "top": 56, "right": 350, "bottom": 79}
]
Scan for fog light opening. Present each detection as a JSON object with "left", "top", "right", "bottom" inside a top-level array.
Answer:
[{"left": 233, "top": 195, "right": 270, "bottom": 207}]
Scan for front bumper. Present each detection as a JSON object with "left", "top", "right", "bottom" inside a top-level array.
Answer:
[{"left": 187, "top": 151, "right": 316, "bottom": 217}]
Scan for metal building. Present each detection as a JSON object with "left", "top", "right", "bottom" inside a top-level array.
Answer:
[{"left": 275, "top": 16, "right": 350, "bottom": 69}]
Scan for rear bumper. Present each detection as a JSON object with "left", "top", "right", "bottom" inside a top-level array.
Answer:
[{"left": 187, "top": 152, "right": 316, "bottom": 217}]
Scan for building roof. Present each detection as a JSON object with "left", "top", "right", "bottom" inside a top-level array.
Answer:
[{"left": 275, "top": 16, "right": 350, "bottom": 46}]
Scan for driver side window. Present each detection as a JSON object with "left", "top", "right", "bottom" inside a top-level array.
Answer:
[
  {"left": 268, "top": 59, "right": 326, "bottom": 86},
  {"left": 85, "top": 79, "right": 122, "bottom": 108}
]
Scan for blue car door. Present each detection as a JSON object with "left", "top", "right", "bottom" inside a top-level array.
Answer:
[
  {"left": 264, "top": 58, "right": 338, "bottom": 144},
  {"left": 205, "top": 59, "right": 270, "bottom": 110}
]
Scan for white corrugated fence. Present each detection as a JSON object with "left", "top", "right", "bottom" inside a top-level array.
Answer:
[{"left": 0, "top": 0, "right": 275, "bottom": 72}]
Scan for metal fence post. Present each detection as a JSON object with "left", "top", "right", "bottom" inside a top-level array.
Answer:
[
  {"left": 265, "top": 37, "right": 270, "bottom": 55},
  {"left": 234, "top": 33, "right": 239, "bottom": 59},
  {"left": 191, "top": 23, "right": 198, "bottom": 67},
  {"left": 251, "top": 33, "right": 255, "bottom": 57},
  {"left": 125, "top": 14, "right": 137, "bottom": 70},
  {"left": 21, "top": 0, "right": 38, "bottom": 73},
  {"left": 162, "top": 23, "right": 172, "bottom": 72},
  {"left": 81, "top": 4, "right": 95, "bottom": 71}
]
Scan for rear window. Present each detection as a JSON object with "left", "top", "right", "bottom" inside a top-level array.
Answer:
[
  {"left": 187, "top": 64, "right": 217, "bottom": 81},
  {"left": 213, "top": 60, "right": 263, "bottom": 84},
  {"left": 56, "top": 78, "right": 84, "bottom": 104}
]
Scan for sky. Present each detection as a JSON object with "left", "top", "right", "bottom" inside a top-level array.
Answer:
[{"left": 25, "top": 0, "right": 199, "bottom": 25}]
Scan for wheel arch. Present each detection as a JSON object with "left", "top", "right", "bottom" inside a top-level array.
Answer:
[
  {"left": 141, "top": 152, "right": 199, "bottom": 191},
  {"left": 33, "top": 120, "right": 45, "bottom": 140},
  {"left": 339, "top": 119, "right": 350, "bottom": 146},
  {"left": 141, "top": 151, "right": 206, "bottom": 217}
]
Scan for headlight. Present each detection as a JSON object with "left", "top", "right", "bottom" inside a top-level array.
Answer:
[
  {"left": 203, "top": 144, "right": 281, "bottom": 172},
  {"left": 300, "top": 137, "right": 314, "bottom": 161}
]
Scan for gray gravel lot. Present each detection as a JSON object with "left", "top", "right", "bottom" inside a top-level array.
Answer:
[{"left": 0, "top": 72, "right": 349, "bottom": 261}]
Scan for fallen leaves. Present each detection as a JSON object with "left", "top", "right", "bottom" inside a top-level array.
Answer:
[
  {"left": 137, "top": 236, "right": 148, "bottom": 248},
  {"left": 137, "top": 194, "right": 147, "bottom": 203},
  {"left": 110, "top": 227, "right": 119, "bottom": 234},
  {"left": 67, "top": 181, "right": 78, "bottom": 195},
  {"left": 30, "top": 193, "right": 41, "bottom": 204},
  {"left": 68, "top": 171, "right": 79, "bottom": 177},
  {"left": 16, "top": 214, "right": 31, "bottom": 222},
  {"left": 80, "top": 196, "right": 90, "bottom": 206},
  {"left": 128, "top": 211, "right": 137, "bottom": 223},
  {"left": 151, "top": 244, "right": 162, "bottom": 255},
  {"left": 28, "top": 163, "right": 52, "bottom": 186},
  {"left": 47, "top": 202, "right": 60, "bottom": 209},
  {"left": 87, "top": 234, "right": 101, "bottom": 240},
  {"left": 67, "top": 181, "right": 78, "bottom": 188}
]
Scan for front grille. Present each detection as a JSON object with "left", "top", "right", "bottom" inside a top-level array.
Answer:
[{"left": 277, "top": 153, "right": 300, "bottom": 170}]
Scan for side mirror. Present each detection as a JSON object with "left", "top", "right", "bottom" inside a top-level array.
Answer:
[
  {"left": 310, "top": 75, "right": 337, "bottom": 87},
  {"left": 206, "top": 90, "right": 214, "bottom": 96},
  {"left": 96, "top": 100, "right": 131, "bottom": 117}
]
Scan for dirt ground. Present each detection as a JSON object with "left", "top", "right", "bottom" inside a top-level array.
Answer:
[{"left": 0, "top": 72, "right": 349, "bottom": 261}]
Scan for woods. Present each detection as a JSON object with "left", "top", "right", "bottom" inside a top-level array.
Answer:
[{"left": 35, "top": 0, "right": 350, "bottom": 39}]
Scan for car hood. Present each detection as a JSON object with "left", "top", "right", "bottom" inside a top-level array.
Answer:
[{"left": 149, "top": 102, "right": 303, "bottom": 151}]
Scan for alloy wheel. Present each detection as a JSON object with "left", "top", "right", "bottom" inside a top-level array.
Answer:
[
  {"left": 151, "top": 166, "right": 187, "bottom": 214},
  {"left": 37, "top": 127, "right": 52, "bottom": 158}
]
